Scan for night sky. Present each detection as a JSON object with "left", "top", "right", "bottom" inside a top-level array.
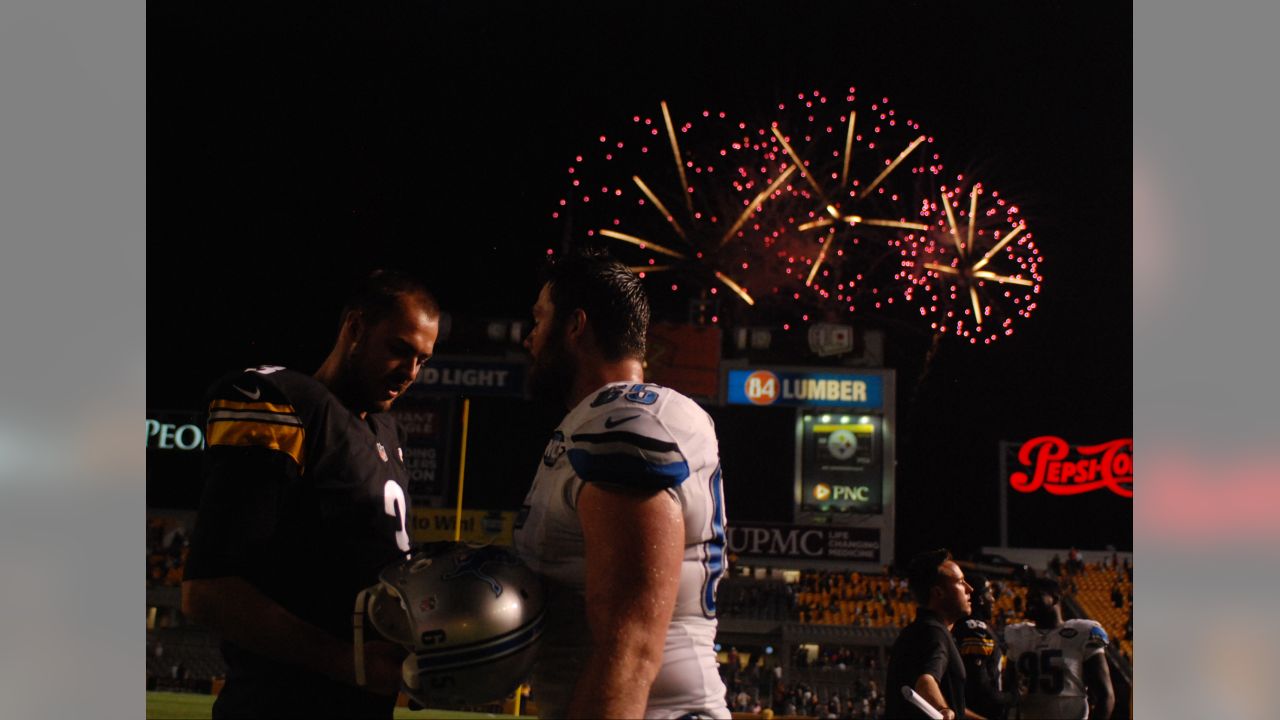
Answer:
[{"left": 149, "top": 2, "right": 1132, "bottom": 560}]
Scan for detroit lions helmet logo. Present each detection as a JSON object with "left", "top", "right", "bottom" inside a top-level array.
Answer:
[{"left": 441, "top": 546, "right": 522, "bottom": 598}]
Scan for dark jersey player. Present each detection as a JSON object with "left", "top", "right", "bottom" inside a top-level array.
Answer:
[
  {"left": 953, "top": 572, "right": 1010, "bottom": 720},
  {"left": 182, "top": 270, "right": 440, "bottom": 719}
]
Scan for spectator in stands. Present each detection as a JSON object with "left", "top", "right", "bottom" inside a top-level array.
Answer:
[
  {"left": 884, "top": 548, "right": 972, "bottom": 720},
  {"left": 1066, "top": 547, "right": 1084, "bottom": 575},
  {"left": 1048, "top": 554, "right": 1063, "bottom": 577},
  {"left": 1111, "top": 582, "right": 1125, "bottom": 609}
]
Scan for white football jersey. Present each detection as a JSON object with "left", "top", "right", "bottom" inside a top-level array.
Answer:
[
  {"left": 1005, "top": 619, "right": 1109, "bottom": 719},
  {"left": 514, "top": 382, "right": 730, "bottom": 719}
]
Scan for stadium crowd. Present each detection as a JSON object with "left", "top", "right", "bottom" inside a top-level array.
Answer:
[{"left": 717, "top": 646, "right": 886, "bottom": 719}]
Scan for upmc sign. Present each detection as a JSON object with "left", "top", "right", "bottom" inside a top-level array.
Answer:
[
  {"left": 726, "top": 369, "right": 883, "bottom": 409},
  {"left": 1010, "top": 436, "right": 1133, "bottom": 498},
  {"left": 727, "top": 523, "right": 880, "bottom": 563}
]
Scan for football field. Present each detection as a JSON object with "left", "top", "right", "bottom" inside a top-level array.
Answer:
[{"left": 145, "top": 692, "right": 510, "bottom": 719}]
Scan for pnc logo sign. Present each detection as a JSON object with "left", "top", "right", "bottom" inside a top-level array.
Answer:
[
  {"left": 813, "top": 483, "right": 872, "bottom": 503},
  {"left": 744, "top": 370, "right": 779, "bottom": 405}
]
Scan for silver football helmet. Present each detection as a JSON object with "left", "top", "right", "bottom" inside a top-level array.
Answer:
[{"left": 354, "top": 542, "right": 545, "bottom": 709}]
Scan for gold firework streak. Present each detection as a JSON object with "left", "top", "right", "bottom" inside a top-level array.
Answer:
[
  {"left": 714, "top": 270, "right": 755, "bottom": 305},
  {"left": 718, "top": 165, "right": 797, "bottom": 248},
  {"left": 770, "top": 126, "right": 837, "bottom": 216},
  {"left": 798, "top": 217, "right": 835, "bottom": 232},
  {"left": 855, "top": 217, "right": 930, "bottom": 231},
  {"left": 661, "top": 101, "right": 694, "bottom": 216},
  {"left": 967, "top": 185, "right": 981, "bottom": 252},
  {"left": 858, "top": 135, "right": 926, "bottom": 200},
  {"left": 841, "top": 111, "right": 857, "bottom": 190},
  {"left": 969, "top": 285, "right": 983, "bottom": 324},
  {"left": 941, "top": 189, "right": 965, "bottom": 258},
  {"left": 973, "top": 270, "right": 1034, "bottom": 286},
  {"left": 972, "top": 224, "right": 1026, "bottom": 271},
  {"left": 924, "top": 262, "right": 960, "bottom": 276},
  {"left": 798, "top": 215, "right": 930, "bottom": 233},
  {"left": 805, "top": 227, "right": 838, "bottom": 287},
  {"left": 632, "top": 175, "right": 689, "bottom": 243},
  {"left": 628, "top": 265, "right": 673, "bottom": 274},
  {"left": 599, "top": 229, "right": 688, "bottom": 260}
]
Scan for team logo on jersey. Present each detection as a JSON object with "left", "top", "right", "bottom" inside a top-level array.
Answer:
[
  {"left": 376, "top": 442, "right": 389, "bottom": 462},
  {"left": 813, "top": 483, "right": 832, "bottom": 501},
  {"left": 542, "top": 430, "right": 566, "bottom": 467},
  {"left": 441, "top": 546, "right": 520, "bottom": 598},
  {"left": 1059, "top": 627, "right": 1078, "bottom": 638},
  {"left": 743, "top": 371, "right": 780, "bottom": 406}
]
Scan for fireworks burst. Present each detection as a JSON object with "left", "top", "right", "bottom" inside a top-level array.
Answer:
[
  {"left": 894, "top": 178, "right": 1043, "bottom": 344},
  {"left": 739, "top": 88, "right": 941, "bottom": 318},
  {"left": 553, "top": 89, "right": 943, "bottom": 323},
  {"left": 553, "top": 90, "right": 1046, "bottom": 345},
  {"left": 550, "top": 101, "right": 791, "bottom": 321}
]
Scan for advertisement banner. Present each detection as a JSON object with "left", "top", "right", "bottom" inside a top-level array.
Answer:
[
  {"left": 799, "top": 412, "right": 883, "bottom": 514},
  {"left": 726, "top": 523, "right": 881, "bottom": 563},
  {"left": 1001, "top": 437, "right": 1133, "bottom": 551},
  {"left": 146, "top": 412, "right": 206, "bottom": 451},
  {"left": 413, "top": 356, "right": 527, "bottom": 397},
  {"left": 410, "top": 508, "right": 516, "bottom": 545},
  {"left": 390, "top": 394, "right": 456, "bottom": 506},
  {"left": 725, "top": 368, "right": 884, "bottom": 409}
]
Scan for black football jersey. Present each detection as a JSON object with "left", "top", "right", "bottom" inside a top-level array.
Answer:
[
  {"left": 184, "top": 365, "right": 412, "bottom": 717},
  {"left": 954, "top": 617, "right": 1008, "bottom": 720}
]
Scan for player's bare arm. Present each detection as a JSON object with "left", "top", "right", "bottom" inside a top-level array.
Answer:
[
  {"left": 568, "top": 483, "right": 684, "bottom": 718},
  {"left": 181, "top": 576, "right": 403, "bottom": 696},
  {"left": 1084, "top": 652, "right": 1115, "bottom": 719}
]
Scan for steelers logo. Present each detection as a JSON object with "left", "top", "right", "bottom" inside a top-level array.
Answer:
[
  {"left": 827, "top": 429, "right": 858, "bottom": 460},
  {"left": 813, "top": 483, "right": 832, "bottom": 501}
]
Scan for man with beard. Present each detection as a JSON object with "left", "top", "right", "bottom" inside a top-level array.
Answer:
[
  {"left": 183, "top": 269, "right": 440, "bottom": 719},
  {"left": 1003, "top": 577, "right": 1114, "bottom": 719},
  {"left": 885, "top": 549, "right": 974, "bottom": 720},
  {"left": 514, "top": 251, "right": 730, "bottom": 719},
  {"left": 953, "top": 572, "right": 1011, "bottom": 720}
]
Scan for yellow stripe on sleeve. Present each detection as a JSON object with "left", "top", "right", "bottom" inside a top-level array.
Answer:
[{"left": 207, "top": 419, "right": 305, "bottom": 467}]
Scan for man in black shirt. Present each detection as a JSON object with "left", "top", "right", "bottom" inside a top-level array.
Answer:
[
  {"left": 885, "top": 548, "right": 975, "bottom": 720},
  {"left": 953, "top": 572, "right": 1009, "bottom": 720},
  {"left": 182, "top": 270, "right": 441, "bottom": 719}
]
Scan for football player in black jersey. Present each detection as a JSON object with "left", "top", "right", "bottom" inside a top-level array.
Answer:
[
  {"left": 182, "top": 270, "right": 440, "bottom": 719},
  {"left": 953, "top": 572, "right": 1010, "bottom": 720}
]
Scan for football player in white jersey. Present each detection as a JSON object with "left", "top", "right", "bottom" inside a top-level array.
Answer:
[
  {"left": 1004, "top": 577, "right": 1114, "bottom": 719},
  {"left": 514, "top": 251, "right": 730, "bottom": 719}
]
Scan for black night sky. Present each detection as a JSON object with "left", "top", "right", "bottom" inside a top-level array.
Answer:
[{"left": 149, "top": 2, "right": 1132, "bottom": 560}]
